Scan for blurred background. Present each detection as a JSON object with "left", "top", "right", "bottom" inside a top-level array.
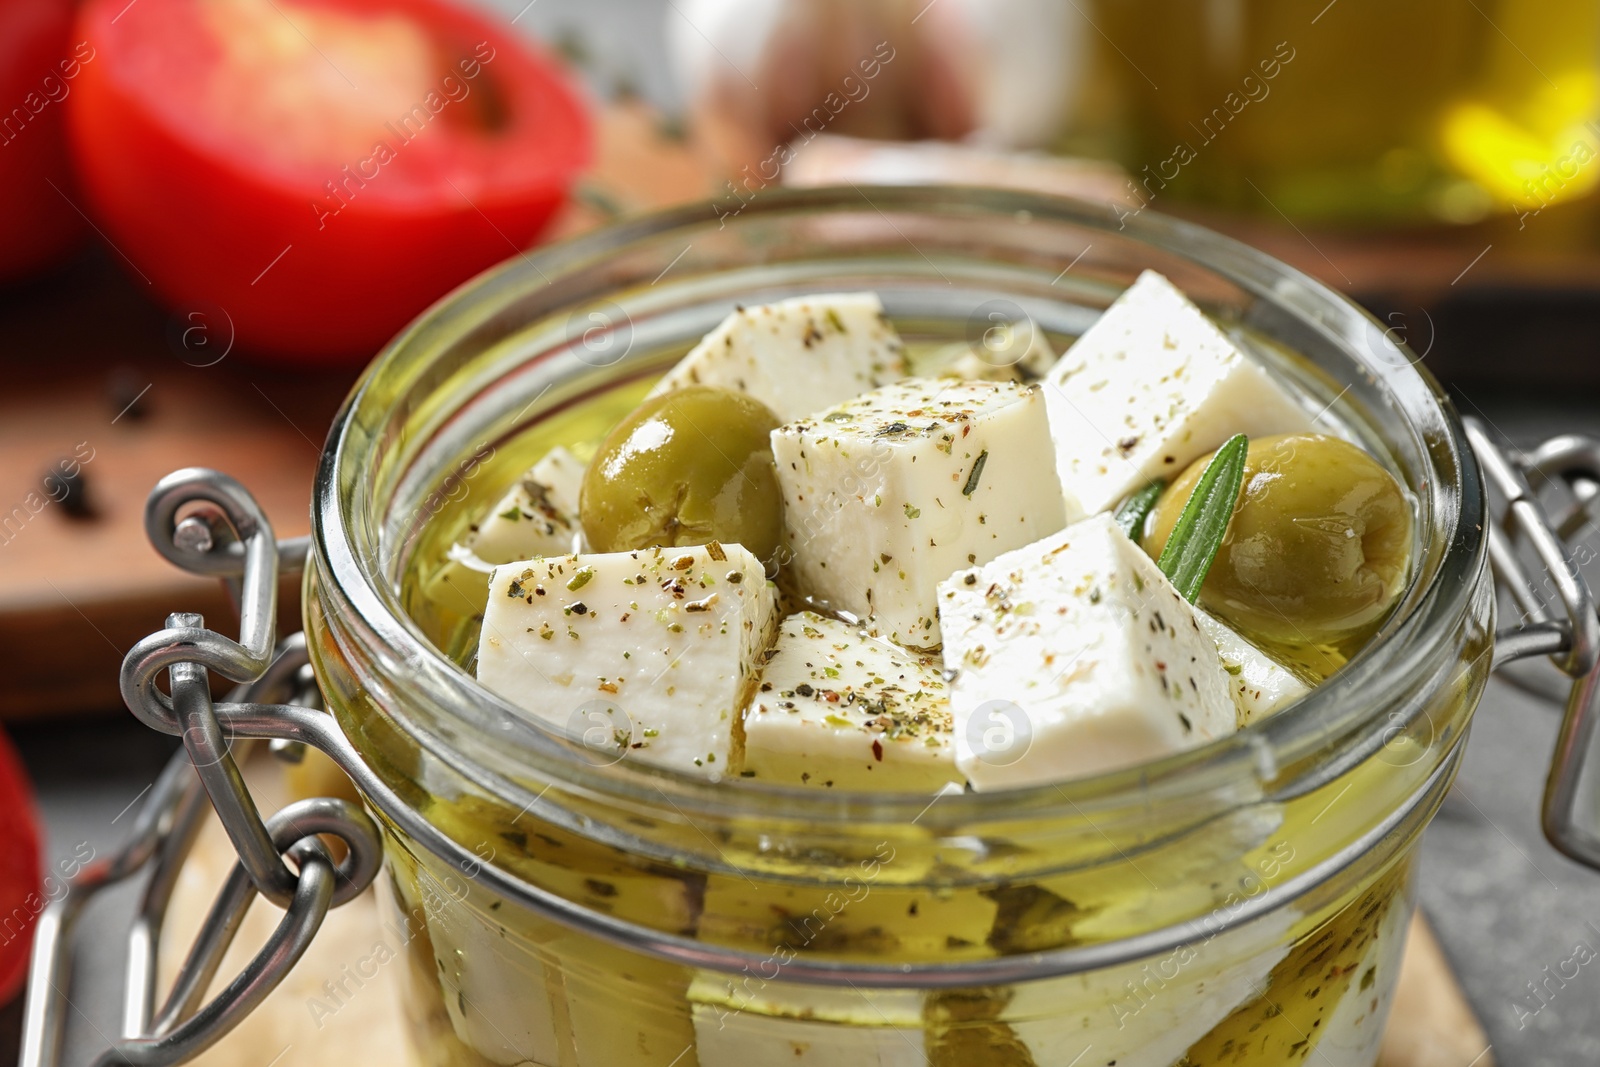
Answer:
[{"left": 2, "top": 0, "right": 1600, "bottom": 1063}]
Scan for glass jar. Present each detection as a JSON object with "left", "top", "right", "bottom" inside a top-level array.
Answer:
[{"left": 303, "top": 186, "right": 1492, "bottom": 1067}]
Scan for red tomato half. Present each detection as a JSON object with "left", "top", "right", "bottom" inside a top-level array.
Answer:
[
  {"left": 0, "top": 0, "right": 87, "bottom": 281},
  {"left": 0, "top": 727, "right": 41, "bottom": 1004},
  {"left": 67, "top": 0, "right": 592, "bottom": 361}
]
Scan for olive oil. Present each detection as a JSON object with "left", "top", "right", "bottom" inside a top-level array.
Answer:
[{"left": 1098, "top": 0, "right": 1600, "bottom": 224}]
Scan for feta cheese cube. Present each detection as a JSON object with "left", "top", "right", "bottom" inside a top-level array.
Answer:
[
  {"left": 773, "top": 378, "right": 1069, "bottom": 650},
  {"left": 1045, "top": 270, "right": 1312, "bottom": 516},
  {"left": 989, "top": 905, "right": 1296, "bottom": 1067},
  {"left": 1195, "top": 610, "right": 1309, "bottom": 725},
  {"left": 425, "top": 447, "right": 587, "bottom": 615},
  {"left": 743, "top": 612, "right": 960, "bottom": 791},
  {"left": 938, "top": 513, "right": 1237, "bottom": 789},
  {"left": 946, "top": 317, "right": 1060, "bottom": 383},
  {"left": 466, "top": 446, "right": 587, "bottom": 564},
  {"left": 476, "top": 543, "right": 777, "bottom": 779},
  {"left": 649, "top": 293, "right": 907, "bottom": 422},
  {"left": 689, "top": 975, "right": 926, "bottom": 1067},
  {"left": 1303, "top": 892, "right": 1409, "bottom": 1066}
]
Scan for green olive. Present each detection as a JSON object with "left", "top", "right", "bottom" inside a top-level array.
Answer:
[
  {"left": 1144, "top": 433, "right": 1413, "bottom": 645},
  {"left": 580, "top": 385, "right": 784, "bottom": 564}
]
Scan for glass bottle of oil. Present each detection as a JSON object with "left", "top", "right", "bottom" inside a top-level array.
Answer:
[{"left": 1095, "top": 0, "right": 1600, "bottom": 225}]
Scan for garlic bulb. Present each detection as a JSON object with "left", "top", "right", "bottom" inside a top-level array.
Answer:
[{"left": 668, "top": 0, "right": 1086, "bottom": 175}]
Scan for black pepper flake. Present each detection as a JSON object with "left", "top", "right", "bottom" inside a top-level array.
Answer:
[
  {"left": 795, "top": 683, "right": 815, "bottom": 697},
  {"left": 569, "top": 602, "right": 589, "bottom": 615}
]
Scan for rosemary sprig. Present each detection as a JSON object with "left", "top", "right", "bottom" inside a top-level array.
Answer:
[
  {"left": 1155, "top": 434, "right": 1248, "bottom": 602},
  {"left": 1113, "top": 480, "right": 1165, "bottom": 541}
]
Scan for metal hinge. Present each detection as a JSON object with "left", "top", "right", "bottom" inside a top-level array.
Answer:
[{"left": 1466, "top": 420, "right": 1600, "bottom": 869}]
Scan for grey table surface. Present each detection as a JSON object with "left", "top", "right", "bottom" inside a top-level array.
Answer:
[{"left": 12, "top": 1, "right": 1600, "bottom": 1064}]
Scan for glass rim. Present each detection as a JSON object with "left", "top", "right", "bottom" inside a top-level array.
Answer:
[{"left": 310, "top": 183, "right": 1489, "bottom": 828}]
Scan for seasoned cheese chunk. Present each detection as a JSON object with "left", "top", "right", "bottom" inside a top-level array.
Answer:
[
  {"left": 426, "top": 447, "right": 587, "bottom": 615},
  {"left": 690, "top": 976, "right": 925, "bottom": 1067},
  {"left": 1045, "top": 270, "right": 1312, "bottom": 516},
  {"left": 1195, "top": 610, "right": 1309, "bottom": 725},
  {"left": 420, "top": 885, "right": 567, "bottom": 1066},
  {"left": 938, "top": 513, "right": 1237, "bottom": 789},
  {"left": 743, "top": 612, "right": 960, "bottom": 790},
  {"left": 476, "top": 543, "right": 777, "bottom": 779},
  {"left": 773, "top": 378, "right": 1069, "bottom": 650},
  {"left": 1304, "top": 891, "right": 1409, "bottom": 1065},
  {"left": 946, "top": 318, "right": 1060, "bottom": 383},
  {"left": 467, "top": 446, "right": 587, "bottom": 564},
  {"left": 992, "top": 906, "right": 1296, "bottom": 1067},
  {"left": 649, "top": 293, "right": 907, "bottom": 422}
]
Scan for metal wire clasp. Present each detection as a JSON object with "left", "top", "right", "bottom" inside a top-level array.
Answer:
[
  {"left": 20, "top": 470, "right": 383, "bottom": 1067},
  {"left": 1467, "top": 420, "right": 1600, "bottom": 871}
]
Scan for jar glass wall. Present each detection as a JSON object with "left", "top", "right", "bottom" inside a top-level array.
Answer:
[{"left": 304, "top": 187, "right": 1493, "bottom": 1067}]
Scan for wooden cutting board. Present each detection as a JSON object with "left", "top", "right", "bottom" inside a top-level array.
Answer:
[{"left": 156, "top": 752, "right": 1495, "bottom": 1067}]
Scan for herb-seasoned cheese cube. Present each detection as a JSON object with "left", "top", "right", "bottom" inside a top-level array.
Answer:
[
  {"left": 988, "top": 905, "right": 1296, "bottom": 1066},
  {"left": 1045, "top": 270, "right": 1312, "bottom": 515},
  {"left": 467, "top": 446, "right": 587, "bottom": 564},
  {"left": 743, "top": 612, "right": 960, "bottom": 790},
  {"left": 476, "top": 543, "right": 777, "bottom": 779},
  {"left": 1302, "top": 889, "right": 1409, "bottom": 1065},
  {"left": 649, "top": 293, "right": 907, "bottom": 422},
  {"left": 945, "top": 318, "right": 1060, "bottom": 383},
  {"left": 938, "top": 513, "right": 1237, "bottom": 789},
  {"left": 426, "top": 447, "right": 587, "bottom": 615},
  {"left": 772, "top": 378, "right": 1069, "bottom": 650},
  {"left": 689, "top": 975, "right": 926, "bottom": 1067},
  {"left": 1196, "top": 610, "right": 1309, "bottom": 725},
  {"left": 419, "top": 882, "right": 568, "bottom": 1066}
]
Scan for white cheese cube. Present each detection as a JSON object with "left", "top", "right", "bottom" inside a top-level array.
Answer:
[
  {"left": 1195, "top": 610, "right": 1309, "bottom": 725},
  {"left": 938, "top": 512, "right": 1237, "bottom": 789},
  {"left": 689, "top": 975, "right": 925, "bottom": 1067},
  {"left": 1045, "top": 270, "right": 1312, "bottom": 516},
  {"left": 946, "top": 317, "right": 1060, "bottom": 383},
  {"left": 649, "top": 293, "right": 907, "bottom": 422},
  {"left": 466, "top": 446, "right": 587, "bottom": 564},
  {"left": 425, "top": 447, "right": 587, "bottom": 616},
  {"left": 993, "top": 906, "right": 1296, "bottom": 1067},
  {"left": 1305, "top": 894, "right": 1409, "bottom": 1066},
  {"left": 773, "top": 378, "right": 1069, "bottom": 650},
  {"left": 420, "top": 881, "right": 566, "bottom": 1066},
  {"left": 743, "top": 612, "right": 960, "bottom": 791},
  {"left": 476, "top": 543, "right": 777, "bottom": 779}
]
